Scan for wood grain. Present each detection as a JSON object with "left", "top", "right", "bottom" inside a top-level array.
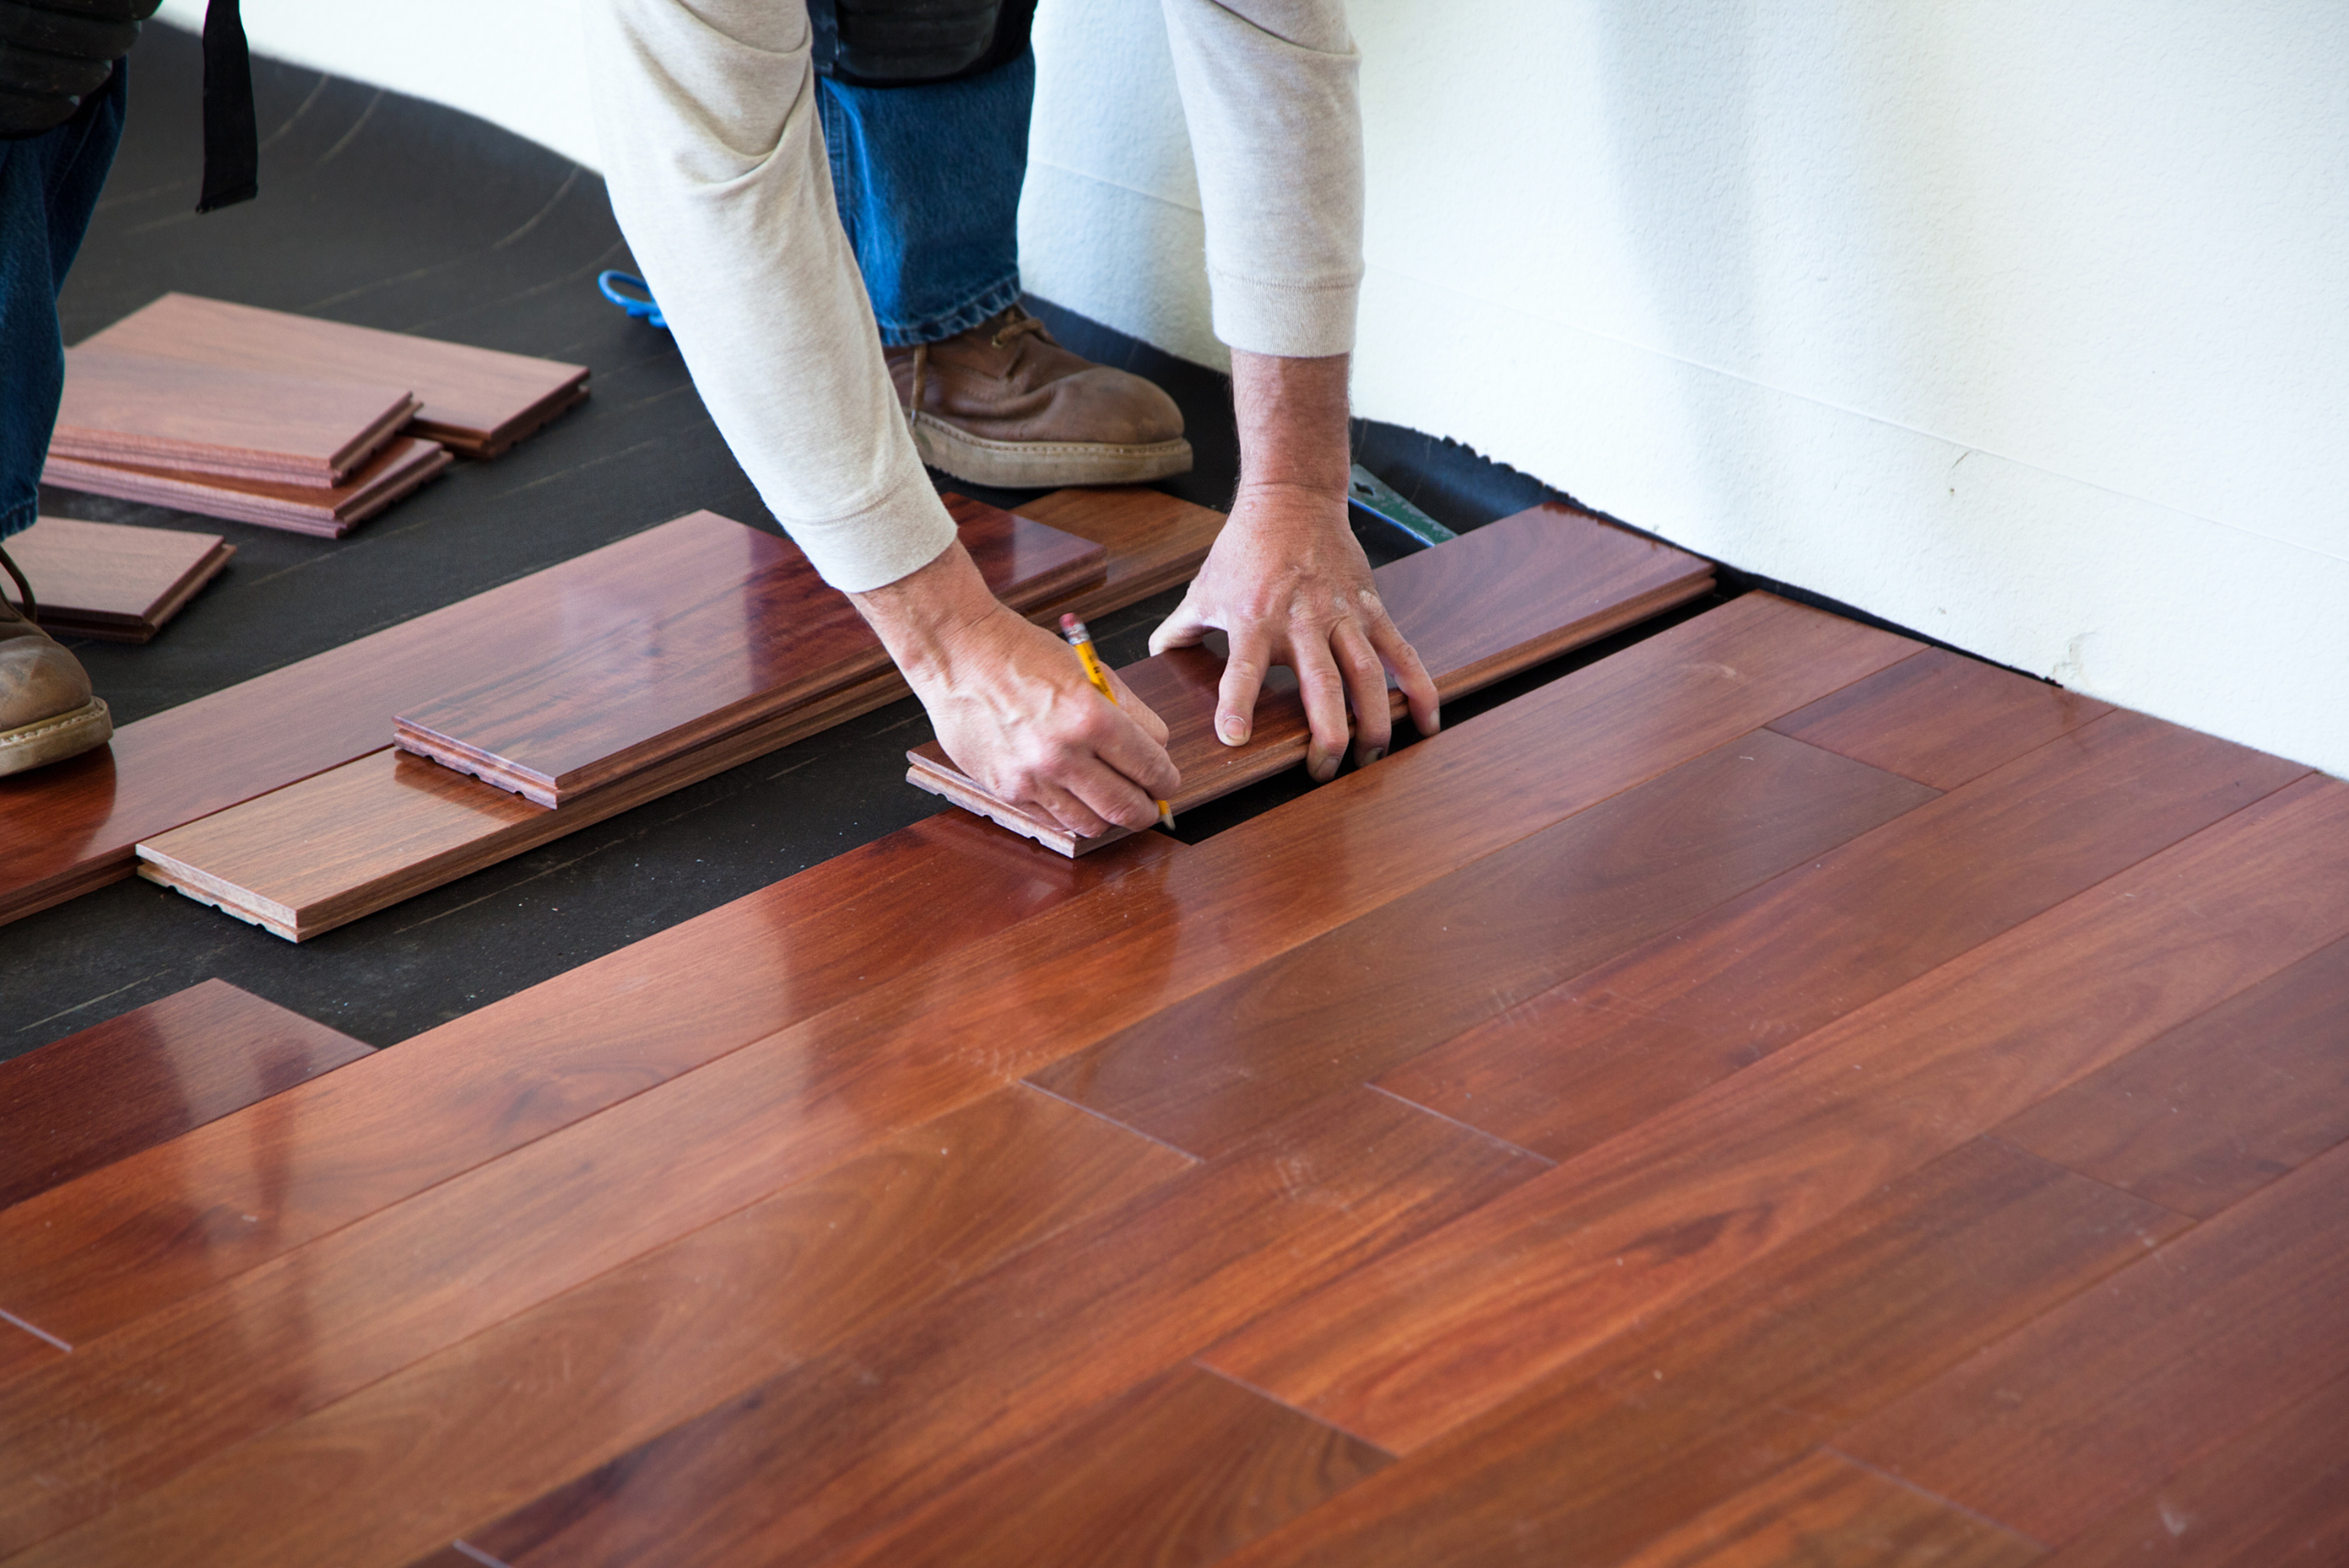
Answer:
[
  {"left": 53, "top": 347, "right": 416, "bottom": 484},
  {"left": 3, "top": 1084, "right": 1195, "bottom": 1566},
  {"left": 1203, "top": 774, "right": 2349, "bottom": 1454},
  {"left": 83, "top": 292, "right": 590, "bottom": 458},
  {"left": 2032, "top": 1368, "right": 2349, "bottom": 1568},
  {"left": 819, "top": 1365, "right": 1392, "bottom": 1568},
  {"left": 1607, "top": 1451, "right": 2041, "bottom": 1568},
  {"left": 395, "top": 495, "right": 1105, "bottom": 806},
  {"left": 452, "top": 1090, "right": 1539, "bottom": 1568},
  {"left": 0, "top": 979, "right": 369, "bottom": 1214},
  {"left": 1030, "top": 729, "right": 1936, "bottom": 1157},
  {"left": 1209, "top": 1139, "right": 2180, "bottom": 1568},
  {"left": 907, "top": 503, "right": 1716, "bottom": 854},
  {"left": 1380, "top": 706, "right": 2310, "bottom": 1163},
  {"left": 1995, "top": 931, "right": 2349, "bottom": 1217},
  {"left": 0, "top": 815, "right": 1180, "bottom": 1355},
  {"left": 1839, "top": 1135, "right": 2349, "bottom": 1543},
  {"left": 43, "top": 436, "right": 451, "bottom": 538},
  {"left": 0, "top": 497, "right": 1097, "bottom": 928},
  {"left": 1, "top": 517, "right": 231, "bottom": 643},
  {"left": 1769, "top": 645, "right": 2113, "bottom": 789},
  {"left": 1016, "top": 484, "right": 1230, "bottom": 621}
]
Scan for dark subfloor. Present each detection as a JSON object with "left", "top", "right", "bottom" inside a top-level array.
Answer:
[{"left": 2, "top": 24, "right": 1602, "bottom": 1057}]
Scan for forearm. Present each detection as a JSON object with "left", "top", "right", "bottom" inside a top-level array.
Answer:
[{"left": 1231, "top": 348, "right": 1352, "bottom": 501}]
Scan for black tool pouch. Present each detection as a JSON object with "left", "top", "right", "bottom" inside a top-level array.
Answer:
[{"left": 809, "top": 0, "right": 1037, "bottom": 87}]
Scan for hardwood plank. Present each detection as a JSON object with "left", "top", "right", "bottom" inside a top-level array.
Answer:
[
  {"left": 2032, "top": 1369, "right": 2349, "bottom": 1568},
  {"left": 1607, "top": 1451, "right": 2041, "bottom": 1568},
  {"left": 0, "top": 815, "right": 1180, "bottom": 1354},
  {"left": 0, "top": 979, "right": 369, "bottom": 1213},
  {"left": 1839, "top": 1136, "right": 2349, "bottom": 1543},
  {"left": 450, "top": 1090, "right": 1539, "bottom": 1568},
  {"left": 907, "top": 503, "right": 1716, "bottom": 854},
  {"left": 1996, "top": 932, "right": 2349, "bottom": 1217},
  {"left": 1016, "top": 484, "right": 1229, "bottom": 620},
  {"left": 1380, "top": 706, "right": 2310, "bottom": 1163},
  {"left": 1769, "top": 645, "right": 2112, "bottom": 789},
  {"left": 5, "top": 1084, "right": 1195, "bottom": 1566},
  {"left": 1030, "top": 729, "right": 1936, "bottom": 1157},
  {"left": 1191, "top": 1139, "right": 2184, "bottom": 1568},
  {"left": 0, "top": 517, "right": 231, "bottom": 643},
  {"left": 1203, "top": 773, "right": 2349, "bottom": 1454},
  {"left": 53, "top": 347, "right": 416, "bottom": 484},
  {"left": 43, "top": 436, "right": 451, "bottom": 539},
  {"left": 83, "top": 292, "right": 590, "bottom": 458},
  {"left": 818, "top": 1365, "right": 1391, "bottom": 1568},
  {"left": 0, "top": 500, "right": 1087, "bottom": 927},
  {"left": 395, "top": 495, "right": 1105, "bottom": 806}
]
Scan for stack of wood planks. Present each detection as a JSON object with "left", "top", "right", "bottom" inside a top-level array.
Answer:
[
  {"left": 2, "top": 517, "right": 232, "bottom": 643},
  {"left": 3, "top": 585, "right": 2341, "bottom": 1567},
  {"left": 40, "top": 294, "right": 589, "bottom": 535}
]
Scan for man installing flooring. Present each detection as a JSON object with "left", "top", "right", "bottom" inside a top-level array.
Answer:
[{"left": 591, "top": 0, "right": 1441, "bottom": 840}]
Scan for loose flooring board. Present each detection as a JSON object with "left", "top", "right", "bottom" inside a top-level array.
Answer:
[
  {"left": 1028, "top": 728, "right": 1939, "bottom": 1159},
  {"left": 1200, "top": 773, "right": 2349, "bottom": 1454},
  {"left": 4, "top": 817, "right": 1185, "bottom": 1356},
  {"left": 1016, "top": 484, "right": 1230, "bottom": 620},
  {"left": 394, "top": 495, "right": 1106, "bottom": 806},
  {"left": 51, "top": 347, "right": 417, "bottom": 486},
  {"left": 1837, "top": 1135, "right": 2349, "bottom": 1544},
  {"left": 1208, "top": 1140, "right": 2184, "bottom": 1568},
  {"left": 1379, "top": 703, "right": 2311, "bottom": 1163},
  {"left": 43, "top": 436, "right": 451, "bottom": 539},
  {"left": 0, "top": 517, "right": 231, "bottom": 644},
  {"left": 82, "top": 293, "right": 590, "bottom": 459},
  {"left": 2032, "top": 1369, "right": 2349, "bottom": 1568},
  {"left": 0, "top": 980, "right": 369, "bottom": 1217},
  {"left": 0, "top": 498, "right": 1094, "bottom": 928},
  {"left": 907, "top": 503, "right": 1716, "bottom": 854}
]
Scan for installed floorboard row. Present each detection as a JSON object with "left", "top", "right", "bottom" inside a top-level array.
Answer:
[
  {"left": 0, "top": 495, "right": 1097, "bottom": 927},
  {"left": 83, "top": 293, "right": 590, "bottom": 458},
  {"left": 1204, "top": 773, "right": 2349, "bottom": 1454},
  {"left": 2033, "top": 1368, "right": 2349, "bottom": 1567},
  {"left": 44, "top": 435, "right": 452, "bottom": 538},
  {"left": 13, "top": 1085, "right": 1198, "bottom": 1568},
  {"left": 907, "top": 503, "right": 1715, "bottom": 853},
  {"left": 445, "top": 1090, "right": 1537, "bottom": 1568},
  {"left": 1380, "top": 704, "right": 2308, "bottom": 1162},
  {"left": 0, "top": 817, "right": 1180, "bottom": 1358},
  {"left": 52, "top": 347, "right": 416, "bottom": 485},
  {"left": 1031, "top": 728, "right": 1937, "bottom": 1158},
  {"left": 1, "top": 517, "right": 231, "bottom": 643},
  {"left": 395, "top": 495, "right": 1105, "bottom": 807},
  {"left": 1840, "top": 1135, "right": 2349, "bottom": 1544},
  {"left": 133, "top": 492, "right": 1227, "bottom": 940},
  {"left": 1996, "top": 931, "right": 2349, "bottom": 1218},
  {"left": 1608, "top": 1450, "right": 2041, "bottom": 1568},
  {"left": 1769, "top": 644, "right": 2113, "bottom": 789},
  {"left": 0, "top": 595, "right": 1913, "bottom": 1552}
]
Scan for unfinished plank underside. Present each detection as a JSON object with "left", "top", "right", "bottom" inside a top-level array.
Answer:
[{"left": 907, "top": 502, "right": 1716, "bottom": 854}]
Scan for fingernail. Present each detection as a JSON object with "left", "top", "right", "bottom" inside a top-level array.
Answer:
[
  {"left": 1309, "top": 751, "right": 1337, "bottom": 784},
  {"left": 1219, "top": 716, "right": 1249, "bottom": 744},
  {"left": 1363, "top": 748, "right": 1384, "bottom": 766}
]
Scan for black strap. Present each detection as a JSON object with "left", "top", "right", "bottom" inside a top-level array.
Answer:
[{"left": 195, "top": 0, "right": 253, "bottom": 211}]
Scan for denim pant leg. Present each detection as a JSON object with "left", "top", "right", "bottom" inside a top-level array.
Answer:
[
  {"left": 0, "top": 62, "right": 128, "bottom": 540},
  {"left": 816, "top": 49, "right": 1032, "bottom": 348}
]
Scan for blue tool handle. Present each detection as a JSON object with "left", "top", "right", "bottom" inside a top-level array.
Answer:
[{"left": 597, "top": 271, "right": 667, "bottom": 329}]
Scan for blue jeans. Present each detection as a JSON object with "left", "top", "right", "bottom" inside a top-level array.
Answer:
[
  {"left": 1, "top": 63, "right": 128, "bottom": 540},
  {"left": 817, "top": 48, "right": 1031, "bottom": 347}
]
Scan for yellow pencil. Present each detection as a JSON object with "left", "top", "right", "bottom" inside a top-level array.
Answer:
[{"left": 1061, "top": 613, "right": 1174, "bottom": 830}]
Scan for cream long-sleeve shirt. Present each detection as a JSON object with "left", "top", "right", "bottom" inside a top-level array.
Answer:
[{"left": 584, "top": 0, "right": 1364, "bottom": 592}]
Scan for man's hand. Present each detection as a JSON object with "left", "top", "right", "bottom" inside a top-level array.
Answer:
[
  {"left": 1150, "top": 350, "right": 1439, "bottom": 782},
  {"left": 854, "top": 539, "right": 1178, "bottom": 839}
]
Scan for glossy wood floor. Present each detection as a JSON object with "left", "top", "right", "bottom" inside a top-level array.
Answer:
[{"left": 2, "top": 590, "right": 2342, "bottom": 1568}]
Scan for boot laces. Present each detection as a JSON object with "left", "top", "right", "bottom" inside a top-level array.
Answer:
[
  {"left": 0, "top": 544, "right": 33, "bottom": 626},
  {"left": 989, "top": 308, "right": 1050, "bottom": 350}
]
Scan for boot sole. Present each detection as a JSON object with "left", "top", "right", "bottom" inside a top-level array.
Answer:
[
  {"left": 0, "top": 695, "right": 111, "bottom": 777},
  {"left": 911, "top": 415, "right": 1194, "bottom": 489}
]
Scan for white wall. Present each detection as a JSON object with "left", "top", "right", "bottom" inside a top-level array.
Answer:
[{"left": 186, "top": 0, "right": 2349, "bottom": 777}]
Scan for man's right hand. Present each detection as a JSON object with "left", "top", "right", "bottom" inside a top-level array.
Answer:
[{"left": 853, "top": 539, "right": 1178, "bottom": 839}]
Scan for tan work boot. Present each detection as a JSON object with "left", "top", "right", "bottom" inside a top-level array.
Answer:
[
  {"left": 885, "top": 306, "right": 1193, "bottom": 488},
  {"left": 0, "top": 550, "right": 111, "bottom": 777}
]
